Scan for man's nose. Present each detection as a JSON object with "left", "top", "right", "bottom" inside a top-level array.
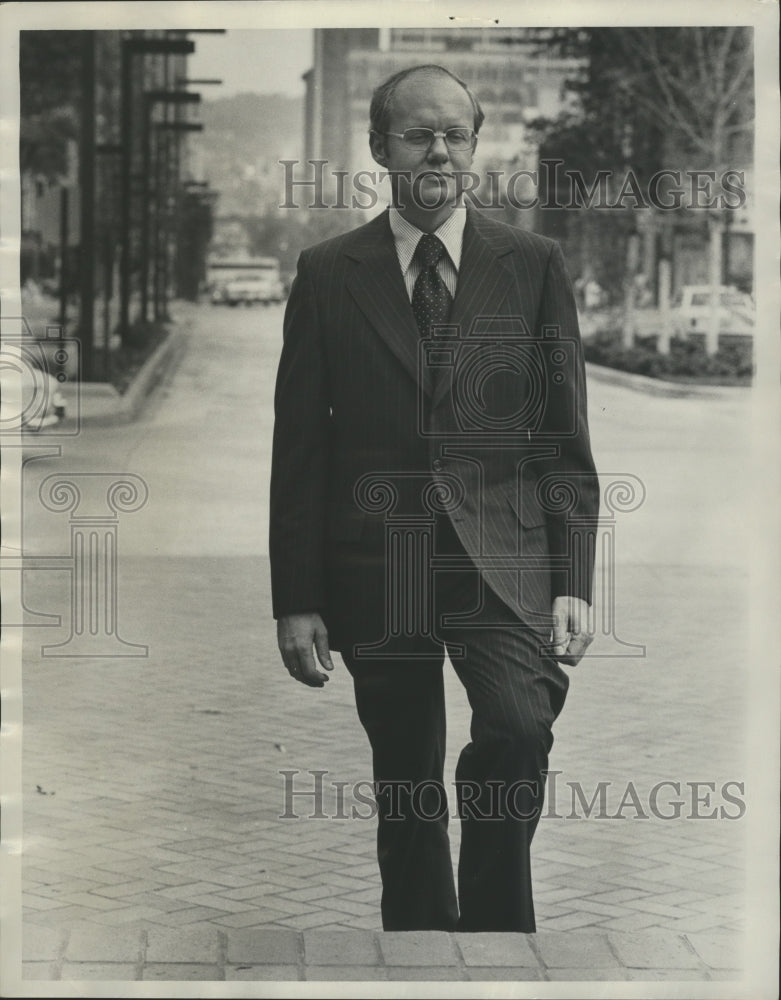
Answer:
[{"left": 426, "top": 135, "right": 450, "bottom": 162}]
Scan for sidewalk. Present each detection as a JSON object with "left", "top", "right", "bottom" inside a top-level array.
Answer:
[
  {"left": 55, "top": 311, "right": 190, "bottom": 428},
  {"left": 16, "top": 554, "right": 749, "bottom": 986},
  {"left": 12, "top": 300, "right": 759, "bottom": 991},
  {"left": 23, "top": 925, "right": 740, "bottom": 983}
]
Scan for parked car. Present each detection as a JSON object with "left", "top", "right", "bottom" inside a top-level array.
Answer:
[
  {"left": 207, "top": 257, "right": 286, "bottom": 306},
  {"left": 220, "top": 272, "right": 285, "bottom": 306},
  {"left": 20, "top": 360, "right": 67, "bottom": 431},
  {"left": 671, "top": 285, "right": 754, "bottom": 337}
]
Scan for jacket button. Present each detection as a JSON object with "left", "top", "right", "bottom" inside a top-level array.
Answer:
[{"left": 432, "top": 459, "right": 443, "bottom": 472}]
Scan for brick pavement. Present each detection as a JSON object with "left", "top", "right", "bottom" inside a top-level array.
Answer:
[
  {"left": 10, "top": 302, "right": 762, "bottom": 987},
  {"left": 18, "top": 926, "right": 740, "bottom": 982},
  {"left": 17, "top": 556, "right": 747, "bottom": 973}
]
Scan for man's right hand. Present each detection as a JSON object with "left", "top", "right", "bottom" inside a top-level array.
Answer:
[{"left": 277, "top": 612, "right": 334, "bottom": 688}]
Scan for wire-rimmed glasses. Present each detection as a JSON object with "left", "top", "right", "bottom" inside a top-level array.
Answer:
[{"left": 374, "top": 127, "right": 477, "bottom": 151}]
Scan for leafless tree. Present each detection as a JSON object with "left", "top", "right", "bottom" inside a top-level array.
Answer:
[{"left": 615, "top": 27, "right": 754, "bottom": 352}]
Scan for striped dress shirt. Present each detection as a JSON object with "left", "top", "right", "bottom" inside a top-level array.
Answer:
[{"left": 388, "top": 206, "right": 466, "bottom": 300}]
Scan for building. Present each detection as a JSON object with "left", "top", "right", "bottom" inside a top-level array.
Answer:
[
  {"left": 303, "top": 27, "right": 582, "bottom": 220},
  {"left": 19, "top": 29, "right": 216, "bottom": 379}
]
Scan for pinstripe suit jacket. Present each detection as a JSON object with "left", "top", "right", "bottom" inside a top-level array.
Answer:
[{"left": 270, "top": 208, "right": 599, "bottom": 652}]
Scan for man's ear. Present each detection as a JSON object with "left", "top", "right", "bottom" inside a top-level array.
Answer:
[{"left": 369, "top": 130, "right": 388, "bottom": 168}]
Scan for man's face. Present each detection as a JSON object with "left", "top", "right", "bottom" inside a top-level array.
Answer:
[{"left": 370, "top": 72, "right": 477, "bottom": 217}]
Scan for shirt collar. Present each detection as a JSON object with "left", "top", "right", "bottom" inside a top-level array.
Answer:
[{"left": 388, "top": 206, "right": 467, "bottom": 275}]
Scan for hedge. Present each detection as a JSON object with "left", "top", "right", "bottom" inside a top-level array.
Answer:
[{"left": 583, "top": 328, "right": 753, "bottom": 385}]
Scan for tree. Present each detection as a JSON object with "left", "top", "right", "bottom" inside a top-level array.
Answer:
[
  {"left": 20, "top": 32, "right": 82, "bottom": 180},
  {"left": 533, "top": 27, "right": 752, "bottom": 178},
  {"left": 613, "top": 28, "right": 753, "bottom": 171},
  {"left": 610, "top": 28, "right": 754, "bottom": 353},
  {"left": 530, "top": 28, "right": 754, "bottom": 352}
]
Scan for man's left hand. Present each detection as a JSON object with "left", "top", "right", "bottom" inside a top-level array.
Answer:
[{"left": 551, "top": 596, "right": 594, "bottom": 666}]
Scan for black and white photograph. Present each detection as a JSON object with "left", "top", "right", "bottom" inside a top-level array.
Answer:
[{"left": 1, "top": 1, "right": 778, "bottom": 997}]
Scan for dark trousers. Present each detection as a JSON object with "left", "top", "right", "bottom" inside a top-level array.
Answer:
[{"left": 341, "top": 520, "right": 569, "bottom": 933}]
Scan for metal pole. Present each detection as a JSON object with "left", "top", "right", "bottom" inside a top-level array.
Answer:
[
  {"left": 59, "top": 187, "right": 69, "bottom": 326},
  {"left": 119, "top": 39, "right": 131, "bottom": 345},
  {"left": 120, "top": 36, "right": 196, "bottom": 337},
  {"left": 140, "top": 95, "right": 151, "bottom": 323},
  {"left": 172, "top": 115, "right": 182, "bottom": 299},
  {"left": 79, "top": 31, "right": 96, "bottom": 380},
  {"left": 152, "top": 124, "right": 161, "bottom": 321},
  {"left": 103, "top": 230, "right": 112, "bottom": 381},
  {"left": 160, "top": 54, "right": 171, "bottom": 321}
]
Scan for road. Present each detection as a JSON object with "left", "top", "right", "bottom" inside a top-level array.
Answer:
[{"left": 17, "top": 298, "right": 752, "bottom": 943}]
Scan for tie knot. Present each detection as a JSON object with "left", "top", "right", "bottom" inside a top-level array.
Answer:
[{"left": 414, "top": 233, "right": 446, "bottom": 270}]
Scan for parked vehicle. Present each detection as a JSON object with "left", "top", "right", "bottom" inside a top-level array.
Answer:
[
  {"left": 207, "top": 256, "right": 285, "bottom": 306},
  {"left": 20, "top": 361, "right": 67, "bottom": 431},
  {"left": 671, "top": 285, "right": 754, "bottom": 337},
  {"left": 222, "top": 272, "right": 285, "bottom": 306}
]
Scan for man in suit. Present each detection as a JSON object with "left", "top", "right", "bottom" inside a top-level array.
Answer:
[{"left": 270, "top": 64, "right": 599, "bottom": 933}]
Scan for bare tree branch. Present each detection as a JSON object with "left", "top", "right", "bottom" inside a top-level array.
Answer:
[
  {"left": 723, "top": 119, "right": 754, "bottom": 136},
  {"left": 610, "top": 26, "right": 752, "bottom": 166}
]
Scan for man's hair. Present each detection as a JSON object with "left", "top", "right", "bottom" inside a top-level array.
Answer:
[{"left": 369, "top": 64, "right": 485, "bottom": 136}]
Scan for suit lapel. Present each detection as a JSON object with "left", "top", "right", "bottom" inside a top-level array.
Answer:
[
  {"left": 343, "top": 209, "right": 516, "bottom": 401},
  {"left": 344, "top": 212, "right": 427, "bottom": 391}
]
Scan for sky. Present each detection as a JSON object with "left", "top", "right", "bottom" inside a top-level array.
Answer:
[{"left": 188, "top": 29, "right": 313, "bottom": 98}]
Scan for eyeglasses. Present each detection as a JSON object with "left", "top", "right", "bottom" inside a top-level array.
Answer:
[{"left": 377, "top": 127, "right": 476, "bottom": 151}]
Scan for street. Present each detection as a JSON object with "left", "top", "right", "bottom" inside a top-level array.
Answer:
[{"left": 17, "top": 298, "right": 751, "bottom": 964}]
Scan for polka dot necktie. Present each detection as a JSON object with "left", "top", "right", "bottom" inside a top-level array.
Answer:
[{"left": 411, "top": 234, "right": 452, "bottom": 338}]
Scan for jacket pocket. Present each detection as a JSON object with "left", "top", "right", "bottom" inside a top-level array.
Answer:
[{"left": 505, "top": 485, "right": 547, "bottom": 529}]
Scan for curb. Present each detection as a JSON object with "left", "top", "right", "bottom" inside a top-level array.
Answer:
[
  {"left": 121, "top": 323, "right": 189, "bottom": 423},
  {"left": 58, "top": 323, "right": 189, "bottom": 428},
  {"left": 585, "top": 362, "right": 751, "bottom": 399}
]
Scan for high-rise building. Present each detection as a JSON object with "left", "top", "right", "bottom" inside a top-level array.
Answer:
[
  {"left": 303, "top": 27, "right": 582, "bottom": 187},
  {"left": 303, "top": 29, "right": 381, "bottom": 169}
]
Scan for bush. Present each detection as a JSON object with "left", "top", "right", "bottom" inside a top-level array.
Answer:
[{"left": 583, "top": 327, "right": 753, "bottom": 385}]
